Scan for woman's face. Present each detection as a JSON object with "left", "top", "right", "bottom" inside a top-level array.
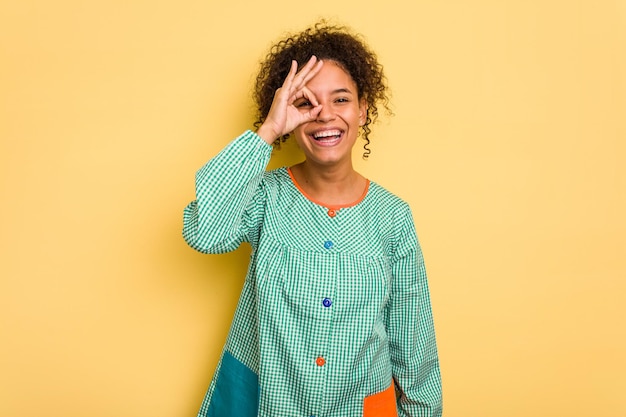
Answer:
[{"left": 292, "top": 61, "right": 367, "bottom": 168}]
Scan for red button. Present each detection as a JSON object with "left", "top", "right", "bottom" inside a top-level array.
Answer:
[
  {"left": 316, "top": 356, "right": 326, "bottom": 367},
  {"left": 327, "top": 209, "right": 336, "bottom": 217}
]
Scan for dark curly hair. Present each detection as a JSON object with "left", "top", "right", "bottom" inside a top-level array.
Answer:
[{"left": 253, "top": 21, "right": 391, "bottom": 158}]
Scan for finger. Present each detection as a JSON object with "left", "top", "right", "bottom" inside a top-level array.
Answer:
[
  {"left": 299, "top": 58, "right": 324, "bottom": 87},
  {"left": 280, "top": 60, "right": 299, "bottom": 93},
  {"left": 288, "top": 85, "right": 319, "bottom": 109},
  {"left": 301, "top": 86, "right": 319, "bottom": 107},
  {"left": 303, "top": 104, "right": 323, "bottom": 122},
  {"left": 292, "top": 56, "right": 320, "bottom": 89},
  {"left": 298, "top": 55, "right": 318, "bottom": 75}
]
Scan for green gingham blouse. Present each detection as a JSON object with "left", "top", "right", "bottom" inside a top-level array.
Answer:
[{"left": 183, "top": 131, "right": 442, "bottom": 417}]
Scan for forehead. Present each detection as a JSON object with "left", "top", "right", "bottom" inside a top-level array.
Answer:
[{"left": 307, "top": 60, "right": 357, "bottom": 93}]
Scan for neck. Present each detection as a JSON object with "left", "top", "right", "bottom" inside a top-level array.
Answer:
[{"left": 290, "top": 160, "right": 365, "bottom": 206}]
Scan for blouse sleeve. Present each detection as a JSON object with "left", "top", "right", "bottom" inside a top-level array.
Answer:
[
  {"left": 387, "top": 204, "right": 443, "bottom": 417},
  {"left": 182, "top": 130, "right": 272, "bottom": 254}
]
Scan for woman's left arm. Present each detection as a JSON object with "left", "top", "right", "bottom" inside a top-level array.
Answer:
[{"left": 386, "top": 205, "right": 443, "bottom": 417}]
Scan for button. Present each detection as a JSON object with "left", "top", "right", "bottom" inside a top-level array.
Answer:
[
  {"left": 323, "top": 240, "right": 333, "bottom": 249},
  {"left": 322, "top": 298, "right": 332, "bottom": 308},
  {"left": 316, "top": 356, "right": 326, "bottom": 366},
  {"left": 327, "top": 209, "right": 337, "bottom": 217}
]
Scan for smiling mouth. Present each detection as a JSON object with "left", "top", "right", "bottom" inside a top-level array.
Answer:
[{"left": 311, "top": 129, "right": 343, "bottom": 145}]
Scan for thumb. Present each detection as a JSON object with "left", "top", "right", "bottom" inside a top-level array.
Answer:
[{"left": 305, "top": 105, "right": 322, "bottom": 122}]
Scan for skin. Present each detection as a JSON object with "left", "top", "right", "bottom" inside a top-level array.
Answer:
[{"left": 256, "top": 56, "right": 369, "bottom": 206}]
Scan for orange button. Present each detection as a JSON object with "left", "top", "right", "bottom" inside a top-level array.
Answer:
[
  {"left": 316, "top": 356, "right": 326, "bottom": 367},
  {"left": 327, "top": 209, "right": 337, "bottom": 218}
]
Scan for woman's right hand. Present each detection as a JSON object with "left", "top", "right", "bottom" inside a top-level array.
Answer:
[{"left": 256, "top": 56, "right": 324, "bottom": 144}]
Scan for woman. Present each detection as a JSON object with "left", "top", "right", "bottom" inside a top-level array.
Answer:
[{"left": 183, "top": 22, "right": 442, "bottom": 417}]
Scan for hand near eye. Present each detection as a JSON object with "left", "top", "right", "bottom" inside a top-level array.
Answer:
[{"left": 257, "top": 56, "right": 324, "bottom": 144}]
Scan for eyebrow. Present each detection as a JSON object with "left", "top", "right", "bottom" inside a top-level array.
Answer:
[{"left": 331, "top": 88, "right": 354, "bottom": 95}]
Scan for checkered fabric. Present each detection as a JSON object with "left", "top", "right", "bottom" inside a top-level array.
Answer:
[{"left": 183, "top": 131, "right": 442, "bottom": 417}]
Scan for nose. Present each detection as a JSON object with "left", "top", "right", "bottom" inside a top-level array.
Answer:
[{"left": 315, "top": 103, "right": 335, "bottom": 123}]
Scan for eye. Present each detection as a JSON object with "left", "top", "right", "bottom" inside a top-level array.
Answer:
[
  {"left": 296, "top": 100, "right": 312, "bottom": 108},
  {"left": 335, "top": 97, "right": 350, "bottom": 104}
]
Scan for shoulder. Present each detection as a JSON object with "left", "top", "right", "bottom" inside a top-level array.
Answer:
[
  {"left": 255, "top": 167, "right": 294, "bottom": 201},
  {"left": 261, "top": 166, "right": 290, "bottom": 186},
  {"left": 366, "top": 181, "right": 413, "bottom": 218},
  {"left": 366, "top": 181, "right": 419, "bottom": 257}
]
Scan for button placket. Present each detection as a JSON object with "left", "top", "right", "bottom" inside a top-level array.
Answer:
[{"left": 313, "top": 231, "right": 336, "bottom": 415}]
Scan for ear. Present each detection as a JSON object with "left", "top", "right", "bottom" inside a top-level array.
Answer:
[{"left": 358, "top": 98, "right": 368, "bottom": 126}]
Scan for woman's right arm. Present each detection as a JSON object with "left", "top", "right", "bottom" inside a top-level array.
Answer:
[
  {"left": 182, "top": 130, "right": 272, "bottom": 254},
  {"left": 183, "top": 56, "right": 324, "bottom": 254}
]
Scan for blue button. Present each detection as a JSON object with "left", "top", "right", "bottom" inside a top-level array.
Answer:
[
  {"left": 322, "top": 298, "right": 332, "bottom": 308},
  {"left": 323, "top": 240, "right": 333, "bottom": 249}
]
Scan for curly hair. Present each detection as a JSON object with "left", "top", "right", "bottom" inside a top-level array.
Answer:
[{"left": 253, "top": 21, "right": 391, "bottom": 158}]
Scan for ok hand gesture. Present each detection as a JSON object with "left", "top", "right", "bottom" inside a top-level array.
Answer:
[{"left": 256, "top": 56, "right": 324, "bottom": 144}]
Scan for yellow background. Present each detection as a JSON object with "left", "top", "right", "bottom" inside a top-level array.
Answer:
[{"left": 1, "top": 1, "right": 625, "bottom": 416}]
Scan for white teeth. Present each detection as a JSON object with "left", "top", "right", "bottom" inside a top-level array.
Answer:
[{"left": 313, "top": 130, "right": 341, "bottom": 139}]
